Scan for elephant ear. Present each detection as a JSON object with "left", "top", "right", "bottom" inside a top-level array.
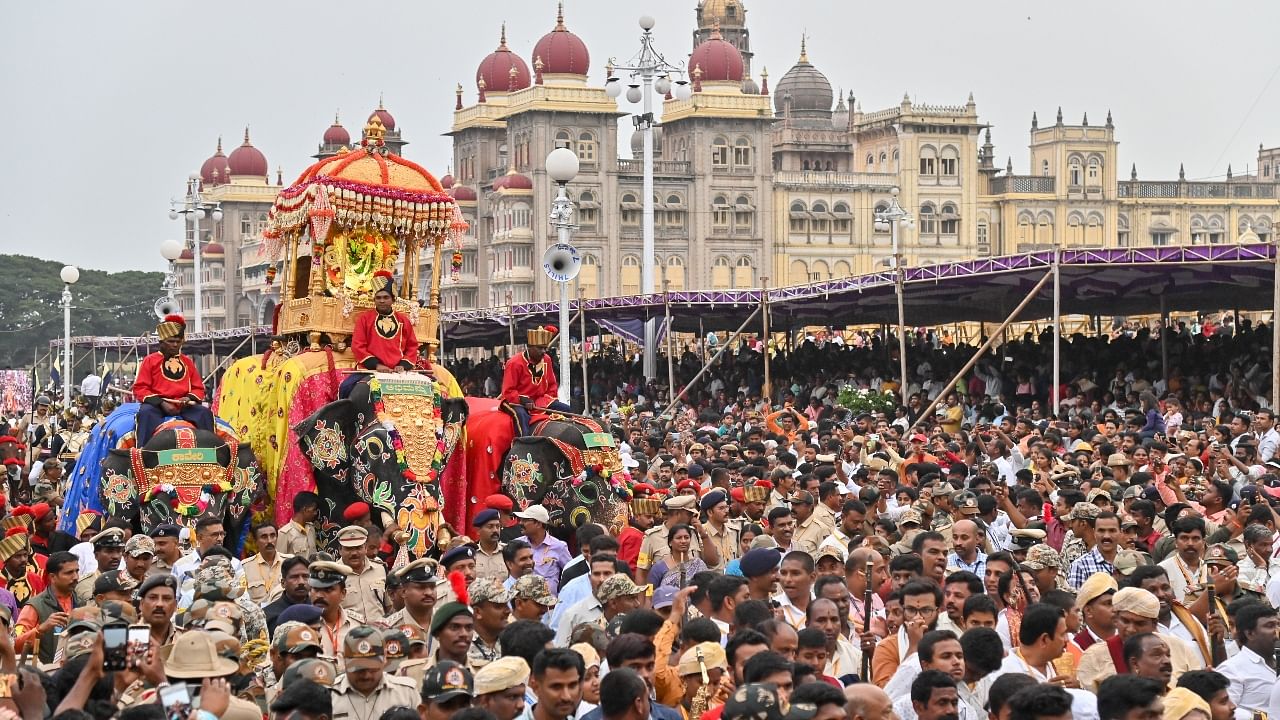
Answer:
[
  {"left": 295, "top": 400, "right": 360, "bottom": 485},
  {"left": 441, "top": 398, "right": 469, "bottom": 427}
]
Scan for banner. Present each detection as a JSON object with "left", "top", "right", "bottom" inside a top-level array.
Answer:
[{"left": 0, "top": 370, "right": 32, "bottom": 419}]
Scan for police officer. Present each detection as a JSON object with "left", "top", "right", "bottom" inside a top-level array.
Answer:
[
  {"left": 74, "top": 527, "right": 125, "bottom": 605},
  {"left": 336, "top": 525, "right": 386, "bottom": 622},
  {"left": 331, "top": 625, "right": 419, "bottom": 720},
  {"left": 383, "top": 558, "right": 437, "bottom": 638},
  {"left": 636, "top": 494, "right": 704, "bottom": 582}
]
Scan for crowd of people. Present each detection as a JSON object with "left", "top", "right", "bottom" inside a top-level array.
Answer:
[{"left": 0, "top": 313, "right": 1275, "bottom": 720}]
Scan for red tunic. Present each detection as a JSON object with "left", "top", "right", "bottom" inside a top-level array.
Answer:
[
  {"left": 617, "top": 525, "right": 644, "bottom": 574},
  {"left": 133, "top": 352, "right": 206, "bottom": 402},
  {"left": 500, "top": 351, "right": 558, "bottom": 407},
  {"left": 352, "top": 310, "right": 419, "bottom": 370}
]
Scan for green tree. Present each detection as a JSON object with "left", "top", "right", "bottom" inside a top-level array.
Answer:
[{"left": 0, "top": 255, "right": 163, "bottom": 374}]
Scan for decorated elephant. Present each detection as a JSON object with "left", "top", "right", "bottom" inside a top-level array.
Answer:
[
  {"left": 501, "top": 413, "right": 629, "bottom": 534},
  {"left": 95, "top": 421, "right": 265, "bottom": 552},
  {"left": 295, "top": 372, "right": 468, "bottom": 558}
]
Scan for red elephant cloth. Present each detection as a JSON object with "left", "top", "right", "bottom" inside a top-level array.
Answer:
[
  {"left": 500, "top": 351, "right": 558, "bottom": 407},
  {"left": 458, "top": 398, "right": 514, "bottom": 537}
]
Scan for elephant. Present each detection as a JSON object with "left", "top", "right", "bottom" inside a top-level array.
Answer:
[
  {"left": 295, "top": 373, "right": 469, "bottom": 559},
  {"left": 97, "top": 421, "right": 265, "bottom": 553},
  {"left": 501, "top": 414, "right": 630, "bottom": 536}
]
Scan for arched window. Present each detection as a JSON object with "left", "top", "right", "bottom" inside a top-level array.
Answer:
[
  {"left": 554, "top": 130, "right": 571, "bottom": 150},
  {"left": 665, "top": 255, "right": 686, "bottom": 290},
  {"left": 789, "top": 259, "right": 808, "bottom": 285},
  {"left": 1036, "top": 211, "right": 1054, "bottom": 247},
  {"left": 734, "top": 137, "right": 752, "bottom": 167},
  {"left": 811, "top": 201, "right": 829, "bottom": 233},
  {"left": 1017, "top": 211, "right": 1034, "bottom": 247},
  {"left": 712, "top": 194, "right": 730, "bottom": 230},
  {"left": 712, "top": 137, "right": 729, "bottom": 168},
  {"left": 918, "top": 202, "right": 936, "bottom": 234},
  {"left": 919, "top": 146, "right": 937, "bottom": 177},
  {"left": 1118, "top": 213, "right": 1130, "bottom": 246},
  {"left": 665, "top": 193, "right": 686, "bottom": 229},
  {"left": 940, "top": 146, "right": 959, "bottom": 178},
  {"left": 734, "top": 256, "right": 753, "bottom": 288},
  {"left": 833, "top": 260, "right": 852, "bottom": 278},
  {"left": 866, "top": 153, "right": 875, "bottom": 170},
  {"left": 1067, "top": 212, "right": 1084, "bottom": 246},
  {"left": 578, "top": 190, "right": 598, "bottom": 228},
  {"left": 811, "top": 260, "right": 831, "bottom": 282},
  {"left": 1068, "top": 155, "right": 1083, "bottom": 187},
  {"left": 620, "top": 193, "right": 640, "bottom": 227},
  {"left": 712, "top": 255, "right": 732, "bottom": 289},
  {"left": 1085, "top": 212, "right": 1104, "bottom": 246},
  {"left": 940, "top": 202, "right": 959, "bottom": 235},
  {"left": 576, "top": 131, "right": 596, "bottom": 162},
  {"left": 621, "top": 254, "right": 641, "bottom": 295},
  {"left": 976, "top": 219, "right": 991, "bottom": 255},
  {"left": 832, "top": 202, "right": 851, "bottom": 234},
  {"left": 789, "top": 200, "right": 808, "bottom": 233},
  {"left": 734, "top": 195, "right": 754, "bottom": 233},
  {"left": 1087, "top": 155, "right": 1102, "bottom": 183},
  {"left": 1041, "top": 159, "right": 1050, "bottom": 177},
  {"left": 579, "top": 253, "right": 600, "bottom": 298}
]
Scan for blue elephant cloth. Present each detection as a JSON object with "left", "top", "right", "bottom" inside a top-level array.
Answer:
[{"left": 60, "top": 403, "right": 142, "bottom": 535}]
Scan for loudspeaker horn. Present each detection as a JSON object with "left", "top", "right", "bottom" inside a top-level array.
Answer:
[
  {"left": 154, "top": 297, "right": 181, "bottom": 319},
  {"left": 542, "top": 243, "right": 581, "bottom": 283}
]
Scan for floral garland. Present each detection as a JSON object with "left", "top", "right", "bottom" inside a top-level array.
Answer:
[
  {"left": 367, "top": 377, "right": 449, "bottom": 483},
  {"left": 144, "top": 480, "right": 233, "bottom": 518}
]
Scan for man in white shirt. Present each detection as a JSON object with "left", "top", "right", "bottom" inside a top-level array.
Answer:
[{"left": 1220, "top": 604, "right": 1278, "bottom": 720}]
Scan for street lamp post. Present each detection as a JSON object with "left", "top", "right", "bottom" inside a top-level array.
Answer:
[
  {"left": 605, "top": 16, "right": 693, "bottom": 380},
  {"left": 546, "top": 148, "right": 582, "bottom": 407},
  {"left": 159, "top": 239, "right": 184, "bottom": 305},
  {"left": 168, "top": 175, "right": 222, "bottom": 333},
  {"left": 59, "top": 265, "right": 79, "bottom": 407},
  {"left": 874, "top": 188, "right": 915, "bottom": 395}
]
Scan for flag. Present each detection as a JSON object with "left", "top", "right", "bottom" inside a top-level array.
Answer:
[{"left": 48, "top": 360, "right": 60, "bottom": 393}]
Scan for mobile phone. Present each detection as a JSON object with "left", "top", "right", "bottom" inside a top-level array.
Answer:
[
  {"left": 127, "top": 624, "right": 149, "bottom": 667},
  {"left": 103, "top": 624, "right": 129, "bottom": 671},
  {"left": 159, "top": 683, "right": 191, "bottom": 720},
  {"left": 1207, "top": 586, "right": 1217, "bottom": 615}
]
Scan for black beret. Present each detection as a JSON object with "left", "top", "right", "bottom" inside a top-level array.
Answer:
[{"left": 739, "top": 548, "right": 781, "bottom": 578}]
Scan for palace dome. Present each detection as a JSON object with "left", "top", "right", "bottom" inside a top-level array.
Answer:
[
  {"left": 532, "top": 3, "right": 589, "bottom": 77},
  {"left": 203, "top": 243, "right": 225, "bottom": 257},
  {"left": 451, "top": 185, "right": 477, "bottom": 202},
  {"left": 200, "top": 138, "right": 231, "bottom": 185},
  {"left": 699, "top": 0, "right": 746, "bottom": 27},
  {"left": 440, "top": 173, "right": 455, "bottom": 189},
  {"left": 774, "top": 40, "right": 833, "bottom": 119},
  {"left": 227, "top": 128, "right": 269, "bottom": 177},
  {"left": 322, "top": 115, "right": 350, "bottom": 146},
  {"left": 689, "top": 27, "right": 744, "bottom": 84},
  {"left": 477, "top": 25, "right": 532, "bottom": 93},
  {"left": 493, "top": 169, "right": 533, "bottom": 191},
  {"left": 369, "top": 101, "right": 396, "bottom": 131}
]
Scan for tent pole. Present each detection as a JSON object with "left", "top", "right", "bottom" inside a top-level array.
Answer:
[
  {"left": 699, "top": 316, "right": 707, "bottom": 366},
  {"left": 761, "top": 277, "right": 771, "bottom": 403},
  {"left": 664, "top": 278, "right": 675, "bottom": 406},
  {"left": 1160, "top": 295, "right": 1169, "bottom": 380},
  {"left": 658, "top": 306, "right": 761, "bottom": 420},
  {"left": 1051, "top": 242, "right": 1061, "bottom": 417},
  {"left": 1273, "top": 240, "right": 1279, "bottom": 407},
  {"left": 579, "top": 286, "right": 589, "bottom": 414},
  {"left": 908, "top": 270, "right": 1054, "bottom": 432}
]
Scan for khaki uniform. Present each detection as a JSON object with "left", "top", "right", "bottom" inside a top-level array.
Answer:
[
  {"left": 242, "top": 552, "right": 291, "bottom": 606},
  {"left": 331, "top": 673, "right": 419, "bottom": 720},
  {"left": 811, "top": 503, "right": 838, "bottom": 534},
  {"left": 318, "top": 610, "right": 364, "bottom": 673},
  {"left": 277, "top": 520, "right": 317, "bottom": 559},
  {"left": 341, "top": 562, "right": 387, "bottom": 623},
  {"left": 766, "top": 490, "right": 791, "bottom": 514},
  {"left": 704, "top": 522, "right": 739, "bottom": 571},
  {"left": 637, "top": 524, "right": 703, "bottom": 573},
  {"left": 73, "top": 572, "right": 101, "bottom": 605},
  {"left": 149, "top": 557, "right": 176, "bottom": 578},
  {"left": 475, "top": 543, "right": 507, "bottom": 583},
  {"left": 792, "top": 515, "right": 828, "bottom": 555}
]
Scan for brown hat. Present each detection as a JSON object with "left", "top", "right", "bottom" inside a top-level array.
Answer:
[
  {"left": 162, "top": 631, "right": 239, "bottom": 679},
  {"left": 743, "top": 485, "right": 768, "bottom": 503},
  {"left": 343, "top": 625, "right": 386, "bottom": 671},
  {"left": 1108, "top": 453, "right": 1133, "bottom": 468}
]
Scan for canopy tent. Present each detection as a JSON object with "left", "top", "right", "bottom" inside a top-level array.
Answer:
[
  {"left": 48, "top": 244, "right": 1277, "bottom": 353},
  {"left": 442, "top": 243, "right": 1278, "bottom": 347}
]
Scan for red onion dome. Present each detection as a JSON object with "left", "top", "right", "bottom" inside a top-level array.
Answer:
[
  {"left": 227, "top": 128, "right": 269, "bottom": 177},
  {"left": 441, "top": 174, "right": 455, "bottom": 189},
  {"left": 203, "top": 243, "right": 225, "bottom": 257},
  {"left": 451, "top": 185, "right": 477, "bottom": 201},
  {"left": 200, "top": 138, "right": 231, "bottom": 185},
  {"left": 178, "top": 247, "right": 194, "bottom": 261},
  {"left": 532, "top": 3, "right": 589, "bottom": 76},
  {"left": 477, "top": 25, "right": 531, "bottom": 93},
  {"left": 494, "top": 169, "right": 533, "bottom": 191},
  {"left": 369, "top": 97, "right": 396, "bottom": 131},
  {"left": 689, "top": 25, "right": 744, "bottom": 83},
  {"left": 323, "top": 113, "right": 350, "bottom": 146}
]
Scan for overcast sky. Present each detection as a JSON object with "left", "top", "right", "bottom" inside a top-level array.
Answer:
[{"left": 3, "top": 0, "right": 1279, "bottom": 272}]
